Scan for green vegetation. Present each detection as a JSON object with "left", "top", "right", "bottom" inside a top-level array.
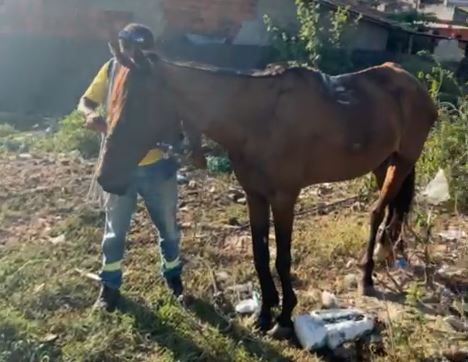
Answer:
[
  {"left": 1, "top": 181, "right": 464, "bottom": 361},
  {"left": 418, "top": 97, "right": 468, "bottom": 209},
  {"left": 264, "top": 0, "right": 359, "bottom": 74},
  {"left": 0, "top": 3, "right": 467, "bottom": 360},
  {"left": 206, "top": 156, "right": 232, "bottom": 174},
  {"left": 36, "top": 111, "right": 100, "bottom": 159},
  {"left": 265, "top": 2, "right": 468, "bottom": 210},
  {"left": 0, "top": 111, "right": 99, "bottom": 159}
]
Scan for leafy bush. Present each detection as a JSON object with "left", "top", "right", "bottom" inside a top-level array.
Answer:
[
  {"left": 416, "top": 58, "right": 464, "bottom": 104},
  {"left": 0, "top": 124, "right": 30, "bottom": 153},
  {"left": 207, "top": 155, "right": 232, "bottom": 174},
  {"left": 411, "top": 56, "right": 467, "bottom": 209},
  {"left": 37, "top": 111, "right": 100, "bottom": 158},
  {"left": 264, "top": 0, "right": 359, "bottom": 74},
  {"left": 418, "top": 97, "right": 468, "bottom": 209},
  {"left": 0, "top": 123, "right": 17, "bottom": 138}
]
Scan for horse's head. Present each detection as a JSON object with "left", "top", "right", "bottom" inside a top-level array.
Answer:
[{"left": 97, "top": 44, "right": 179, "bottom": 195}]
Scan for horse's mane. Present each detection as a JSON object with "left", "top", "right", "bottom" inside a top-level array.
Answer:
[{"left": 144, "top": 50, "right": 319, "bottom": 79}]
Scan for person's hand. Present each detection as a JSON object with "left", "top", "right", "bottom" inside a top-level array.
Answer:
[{"left": 85, "top": 112, "right": 107, "bottom": 134}]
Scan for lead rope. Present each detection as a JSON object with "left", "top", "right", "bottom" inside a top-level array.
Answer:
[
  {"left": 86, "top": 58, "right": 115, "bottom": 209},
  {"left": 86, "top": 134, "right": 108, "bottom": 208}
]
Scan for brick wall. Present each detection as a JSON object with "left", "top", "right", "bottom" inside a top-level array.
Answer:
[
  {"left": 0, "top": 0, "right": 133, "bottom": 39},
  {"left": 162, "top": 0, "right": 258, "bottom": 40},
  {"left": 0, "top": 0, "right": 273, "bottom": 116}
]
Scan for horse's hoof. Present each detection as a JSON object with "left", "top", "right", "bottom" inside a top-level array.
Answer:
[
  {"left": 267, "top": 322, "right": 294, "bottom": 340},
  {"left": 358, "top": 282, "right": 376, "bottom": 297},
  {"left": 254, "top": 313, "right": 273, "bottom": 333}
]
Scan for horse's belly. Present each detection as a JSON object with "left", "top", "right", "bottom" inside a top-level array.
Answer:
[{"left": 303, "top": 145, "right": 393, "bottom": 185}]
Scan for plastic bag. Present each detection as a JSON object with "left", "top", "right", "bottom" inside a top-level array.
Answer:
[{"left": 422, "top": 168, "right": 450, "bottom": 205}]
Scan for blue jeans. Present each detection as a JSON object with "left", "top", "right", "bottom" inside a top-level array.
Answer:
[{"left": 99, "top": 159, "right": 181, "bottom": 289}]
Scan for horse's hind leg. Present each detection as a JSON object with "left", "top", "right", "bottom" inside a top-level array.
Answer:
[
  {"left": 360, "top": 156, "right": 414, "bottom": 296},
  {"left": 245, "top": 191, "right": 279, "bottom": 332},
  {"left": 388, "top": 169, "right": 415, "bottom": 256},
  {"left": 269, "top": 191, "right": 299, "bottom": 339},
  {"left": 372, "top": 164, "right": 415, "bottom": 264},
  {"left": 371, "top": 163, "right": 396, "bottom": 263}
]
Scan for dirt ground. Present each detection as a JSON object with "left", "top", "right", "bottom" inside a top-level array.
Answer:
[{"left": 0, "top": 150, "right": 467, "bottom": 361}]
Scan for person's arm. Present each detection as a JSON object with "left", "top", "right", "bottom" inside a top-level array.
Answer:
[{"left": 78, "top": 61, "right": 111, "bottom": 134}]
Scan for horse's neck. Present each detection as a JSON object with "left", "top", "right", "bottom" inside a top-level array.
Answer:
[{"left": 161, "top": 62, "right": 245, "bottom": 150}]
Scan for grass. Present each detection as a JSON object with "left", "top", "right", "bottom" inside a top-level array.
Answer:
[
  {"left": 0, "top": 111, "right": 99, "bottom": 159},
  {"left": 0, "top": 131, "right": 467, "bottom": 361}
]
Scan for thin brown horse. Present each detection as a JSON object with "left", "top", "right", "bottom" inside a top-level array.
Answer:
[{"left": 97, "top": 46, "right": 438, "bottom": 339}]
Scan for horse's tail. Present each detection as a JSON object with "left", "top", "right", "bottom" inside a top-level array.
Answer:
[{"left": 392, "top": 166, "right": 415, "bottom": 218}]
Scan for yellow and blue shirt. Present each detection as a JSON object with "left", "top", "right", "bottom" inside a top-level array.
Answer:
[{"left": 81, "top": 61, "right": 163, "bottom": 166}]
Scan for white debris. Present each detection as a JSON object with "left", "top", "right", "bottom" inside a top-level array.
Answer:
[
  {"left": 50, "top": 234, "right": 66, "bottom": 244},
  {"left": 215, "top": 271, "right": 230, "bottom": 282},
  {"left": 438, "top": 228, "right": 466, "bottom": 241},
  {"left": 234, "top": 292, "right": 260, "bottom": 315},
  {"left": 294, "top": 315, "right": 327, "bottom": 350},
  {"left": 321, "top": 290, "right": 339, "bottom": 309},
  {"left": 325, "top": 317, "right": 375, "bottom": 349},
  {"left": 374, "top": 242, "right": 392, "bottom": 262},
  {"left": 421, "top": 168, "right": 450, "bottom": 205},
  {"left": 295, "top": 308, "right": 375, "bottom": 351},
  {"left": 18, "top": 153, "right": 32, "bottom": 160}
]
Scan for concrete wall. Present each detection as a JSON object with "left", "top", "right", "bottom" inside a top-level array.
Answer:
[
  {"left": 0, "top": 36, "right": 109, "bottom": 115},
  {"left": 0, "top": 0, "right": 167, "bottom": 116},
  {"left": 0, "top": 0, "right": 390, "bottom": 117}
]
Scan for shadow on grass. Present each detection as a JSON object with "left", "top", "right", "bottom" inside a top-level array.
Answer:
[
  {"left": 188, "top": 297, "right": 293, "bottom": 362},
  {"left": 118, "top": 296, "right": 213, "bottom": 361},
  {"left": 0, "top": 322, "right": 62, "bottom": 362}
]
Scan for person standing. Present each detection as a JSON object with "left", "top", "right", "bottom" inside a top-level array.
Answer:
[{"left": 78, "top": 23, "right": 189, "bottom": 311}]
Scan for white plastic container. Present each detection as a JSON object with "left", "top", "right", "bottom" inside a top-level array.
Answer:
[
  {"left": 294, "top": 315, "right": 328, "bottom": 350},
  {"left": 311, "top": 308, "right": 365, "bottom": 323},
  {"left": 311, "top": 308, "right": 375, "bottom": 349},
  {"left": 324, "top": 318, "right": 375, "bottom": 349}
]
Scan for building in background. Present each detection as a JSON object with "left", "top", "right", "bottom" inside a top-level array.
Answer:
[{"left": 0, "top": 0, "right": 466, "bottom": 117}]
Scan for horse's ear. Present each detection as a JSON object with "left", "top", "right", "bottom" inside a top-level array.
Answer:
[{"left": 108, "top": 41, "right": 136, "bottom": 70}]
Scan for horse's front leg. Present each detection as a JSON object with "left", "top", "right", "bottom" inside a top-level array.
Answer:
[
  {"left": 269, "top": 192, "right": 299, "bottom": 339},
  {"left": 246, "top": 192, "right": 279, "bottom": 332}
]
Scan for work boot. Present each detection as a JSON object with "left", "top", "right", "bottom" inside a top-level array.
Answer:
[
  {"left": 94, "top": 285, "right": 120, "bottom": 312},
  {"left": 166, "top": 275, "right": 186, "bottom": 304}
]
